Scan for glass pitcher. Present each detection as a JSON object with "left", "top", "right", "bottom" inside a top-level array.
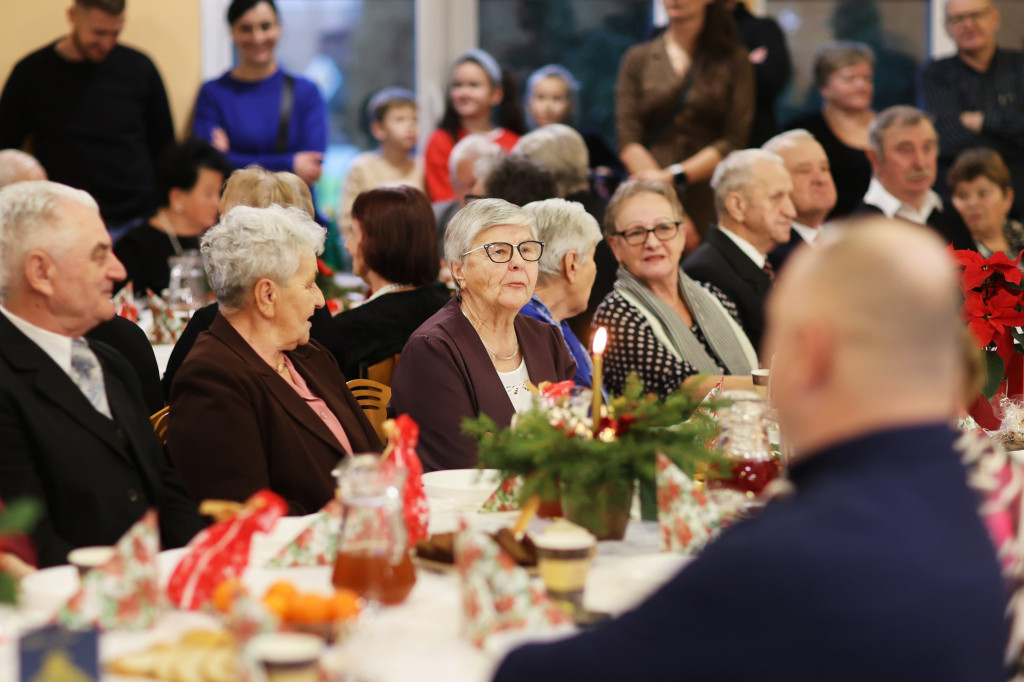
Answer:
[
  {"left": 332, "top": 455, "right": 416, "bottom": 606},
  {"left": 165, "top": 250, "right": 205, "bottom": 314},
  {"left": 713, "top": 390, "right": 782, "bottom": 497}
]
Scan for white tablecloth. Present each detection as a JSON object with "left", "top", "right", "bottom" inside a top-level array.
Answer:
[{"left": 6, "top": 513, "right": 687, "bottom": 682}]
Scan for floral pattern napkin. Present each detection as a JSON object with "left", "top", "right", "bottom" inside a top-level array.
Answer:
[
  {"left": 56, "top": 510, "right": 162, "bottom": 631},
  {"left": 454, "top": 524, "right": 571, "bottom": 648},
  {"left": 656, "top": 454, "right": 747, "bottom": 555},
  {"left": 266, "top": 499, "right": 343, "bottom": 568},
  {"left": 480, "top": 476, "right": 523, "bottom": 513},
  {"left": 146, "top": 289, "right": 185, "bottom": 344},
  {"left": 112, "top": 284, "right": 138, "bottom": 323}
]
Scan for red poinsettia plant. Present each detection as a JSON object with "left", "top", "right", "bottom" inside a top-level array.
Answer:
[{"left": 953, "top": 249, "right": 1024, "bottom": 398}]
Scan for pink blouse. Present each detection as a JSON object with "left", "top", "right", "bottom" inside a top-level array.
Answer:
[{"left": 281, "top": 355, "right": 353, "bottom": 454}]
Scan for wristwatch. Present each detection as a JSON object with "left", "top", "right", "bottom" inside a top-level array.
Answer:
[{"left": 668, "top": 163, "right": 688, "bottom": 186}]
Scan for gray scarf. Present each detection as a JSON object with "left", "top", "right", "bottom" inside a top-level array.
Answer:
[{"left": 614, "top": 267, "right": 753, "bottom": 376}]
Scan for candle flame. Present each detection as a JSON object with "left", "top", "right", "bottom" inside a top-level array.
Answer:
[{"left": 592, "top": 327, "right": 608, "bottom": 354}]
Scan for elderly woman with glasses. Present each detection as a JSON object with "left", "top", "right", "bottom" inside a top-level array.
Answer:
[
  {"left": 167, "top": 204, "right": 382, "bottom": 515},
  {"left": 390, "top": 199, "right": 576, "bottom": 472},
  {"left": 593, "top": 180, "right": 756, "bottom": 400}
]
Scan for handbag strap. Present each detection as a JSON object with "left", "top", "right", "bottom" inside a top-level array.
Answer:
[
  {"left": 643, "top": 72, "right": 694, "bottom": 150},
  {"left": 275, "top": 73, "right": 295, "bottom": 154}
]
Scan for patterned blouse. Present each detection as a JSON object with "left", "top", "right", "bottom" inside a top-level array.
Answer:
[{"left": 593, "top": 285, "right": 742, "bottom": 400}]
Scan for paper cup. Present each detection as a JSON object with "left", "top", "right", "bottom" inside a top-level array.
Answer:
[
  {"left": 248, "top": 632, "right": 324, "bottom": 682},
  {"left": 534, "top": 525, "right": 597, "bottom": 613},
  {"left": 751, "top": 368, "right": 770, "bottom": 400},
  {"left": 67, "top": 546, "right": 115, "bottom": 577}
]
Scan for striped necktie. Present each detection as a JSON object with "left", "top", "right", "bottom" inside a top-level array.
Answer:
[{"left": 71, "top": 339, "right": 112, "bottom": 419}]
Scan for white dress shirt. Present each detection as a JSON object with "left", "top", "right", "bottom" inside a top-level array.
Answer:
[
  {"left": 718, "top": 226, "right": 766, "bottom": 269},
  {"left": 792, "top": 221, "right": 821, "bottom": 245},
  {"left": 862, "top": 177, "right": 943, "bottom": 225}
]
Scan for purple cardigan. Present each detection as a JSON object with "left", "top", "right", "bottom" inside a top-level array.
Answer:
[{"left": 390, "top": 298, "right": 576, "bottom": 472}]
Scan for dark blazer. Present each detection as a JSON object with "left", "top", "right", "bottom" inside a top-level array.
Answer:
[
  {"left": 494, "top": 425, "right": 1007, "bottom": 682},
  {"left": 167, "top": 313, "right": 382, "bottom": 515},
  {"left": 390, "top": 298, "right": 576, "bottom": 473},
  {"left": 0, "top": 312, "right": 204, "bottom": 567},
  {"left": 683, "top": 226, "right": 771, "bottom": 352},
  {"left": 767, "top": 227, "right": 808, "bottom": 273},
  {"left": 852, "top": 201, "right": 975, "bottom": 251}
]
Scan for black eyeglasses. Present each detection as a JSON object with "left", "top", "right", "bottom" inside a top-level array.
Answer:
[
  {"left": 462, "top": 241, "right": 545, "bottom": 263},
  {"left": 612, "top": 222, "right": 680, "bottom": 245},
  {"left": 946, "top": 6, "right": 992, "bottom": 26}
]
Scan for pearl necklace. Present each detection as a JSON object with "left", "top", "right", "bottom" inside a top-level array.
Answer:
[{"left": 365, "top": 282, "right": 414, "bottom": 303}]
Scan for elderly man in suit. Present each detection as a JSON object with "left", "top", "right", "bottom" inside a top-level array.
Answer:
[
  {"left": 493, "top": 219, "right": 1008, "bottom": 682},
  {"left": 855, "top": 105, "right": 974, "bottom": 250},
  {"left": 762, "top": 129, "right": 837, "bottom": 271},
  {"left": 683, "top": 148, "right": 795, "bottom": 351},
  {"left": 0, "top": 181, "right": 203, "bottom": 567}
]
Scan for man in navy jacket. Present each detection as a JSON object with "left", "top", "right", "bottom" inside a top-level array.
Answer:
[{"left": 493, "top": 218, "right": 1007, "bottom": 682}]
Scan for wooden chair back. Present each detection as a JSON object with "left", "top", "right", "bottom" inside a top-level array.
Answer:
[
  {"left": 346, "top": 379, "right": 392, "bottom": 443},
  {"left": 361, "top": 353, "right": 401, "bottom": 386},
  {"left": 150, "top": 406, "right": 171, "bottom": 464}
]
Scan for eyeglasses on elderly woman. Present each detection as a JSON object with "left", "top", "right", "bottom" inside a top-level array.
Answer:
[
  {"left": 613, "top": 221, "right": 680, "bottom": 245},
  {"left": 462, "top": 240, "right": 545, "bottom": 263}
]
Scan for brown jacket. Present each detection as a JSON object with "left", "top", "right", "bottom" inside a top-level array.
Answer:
[
  {"left": 615, "top": 35, "right": 755, "bottom": 234},
  {"left": 390, "top": 299, "right": 576, "bottom": 473},
  {"left": 168, "top": 313, "right": 381, "bottom": 515}
]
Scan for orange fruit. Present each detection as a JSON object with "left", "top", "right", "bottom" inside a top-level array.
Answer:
[
  {"left": 264, "top": 581, "right": 298, "bottom": 601},
  {"left": 326, "top": 589, "right": 362, "bottom": 621},
  {"left": 287, "top": 593, "right": 330, "bottom": 625},
  {"left": 211, "top": 578, "right": 247, "bottom": 614},
  {"left": 261, "top": 592, "right": 290, "bottom": 619}
]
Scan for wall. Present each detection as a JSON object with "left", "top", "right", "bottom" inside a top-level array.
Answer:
[{"left": 0, "top": 0, "right": 202, "bottom": 139}]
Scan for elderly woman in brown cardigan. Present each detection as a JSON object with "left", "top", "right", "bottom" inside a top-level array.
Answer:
[
  {"left": 168, "top": 204, "right": 381, "bottom": 514},
  {"left": 615, "top": 0, "right": 754, "bottom": 242}
]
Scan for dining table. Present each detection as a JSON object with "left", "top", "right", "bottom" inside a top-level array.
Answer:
[{"left": 3, "top": 499, "right": 690, "bottom": 682}]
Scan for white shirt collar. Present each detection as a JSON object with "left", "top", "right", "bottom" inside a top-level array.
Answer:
[
  {"left": 862, "top": 177, "right": 943, "bottom": 225},
  {"left": 0, "top": 304, "right": 74, "bottom": 375},
  {"left": 791, "top": 220, "right": 820, "bottom": 245},
  {"left": 718, "top": 226, "right": 766, "bottom": 269}
]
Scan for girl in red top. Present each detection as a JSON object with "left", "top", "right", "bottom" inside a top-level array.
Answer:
[{"left": 425, "top": 49, "right": 525, "bottom": 202}]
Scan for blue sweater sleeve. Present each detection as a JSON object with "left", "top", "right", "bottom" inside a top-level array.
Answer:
[{"left": 191, "top": 72, "right": 326, "bottom": 172}]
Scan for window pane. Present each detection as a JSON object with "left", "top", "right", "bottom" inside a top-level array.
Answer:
[
  {"left": 276, "top": 0, "right": 415, "bottom": 233},
  {"left": 479, "top": 0, "right": 653, "bottom": 147},
  {"left": 766, "top": 0, "right": 928, "bottom": 124}
]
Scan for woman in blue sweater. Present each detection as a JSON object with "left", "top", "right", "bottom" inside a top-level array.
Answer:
[{"left": 193, "top": 0, "right": 326, "bottom": 190}]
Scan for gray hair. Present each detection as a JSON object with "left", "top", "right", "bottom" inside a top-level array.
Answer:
[
  {"left": 711, "top": 148, "right": 786, "bottom": 215},
  {"left": 522, "top": 198, "right": 602, "bottom": 285},
  {"left": 448, "top": 134, "right": 504, "bottom": 191},
  {"left": 513, "top": 124, "right": 590, "bottom": 196},
  {"left": 444, "top": 198, "right": 536, "bottom": 294},
  {"left": 524, "top": 64, "right": 579, "bottom": 128},
  {"left": 762, "top": 128, "right": 817, "bottom": 155},
  {"left": 814, "top": 41, "right": 875, "bottom": 89},
  {"left": 0, "top": 181, "right": 97, "bottom": 298},
  {"left": 202, "top": 204, "right": 326, "bottom": 312},
  {"left": 0, "top": 150, "right": 46, "bottom": 189},
  {"left": 868, "top": 105, "right": 934, "bottom": 161}
]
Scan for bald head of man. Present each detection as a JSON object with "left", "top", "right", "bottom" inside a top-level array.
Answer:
[
  {"left": 945, "top": 0, "right": 999, "bottom": 61},
  {"left": 0, "top": 149, "right": 47, "bottom": 189},
  {"left": 764, "top": 218, "right": 962, "bottom": 457}
]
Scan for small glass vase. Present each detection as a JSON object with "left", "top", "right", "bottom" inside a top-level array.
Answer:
[{"left": 560, "top": 478, "right": 632, "bottom": 541}]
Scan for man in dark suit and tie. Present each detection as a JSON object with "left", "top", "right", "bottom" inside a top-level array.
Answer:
[
  {"left": 493, "top": 219, "right": 1008, "bottom": 682},
  {"left": 855, "top": 105, "right": 974, "bottom": 250},
  {"left": 0, "top": 181, "right": 203, "bottom": 567},
  {"left": 683, "top": 148, "right": 796, "bottom": 352},
  {"left": 762, "top": 129, "right": 837, "bottom": 271}
]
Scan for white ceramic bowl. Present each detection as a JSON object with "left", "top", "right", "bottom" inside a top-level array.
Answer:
[{"left": 421, "top": 468, "right": 501, "bottom": 511}]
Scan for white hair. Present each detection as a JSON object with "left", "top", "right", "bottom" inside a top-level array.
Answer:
[
  {"left": 522, "top": 198, "right": 601, "bottom": 285},
  {"left": 711, "top": 148, "right": 786, "bottom": 215},
  {"left": 0, "top": 181, "right": 97, "bottom": 299},
  {"left": 448, "top": 134, "right": 504, "bottom": 190},
  {"left": 762, "top": 129, "right": 816, "bottom": 155},
  {"left": 513, "top": 124, "right": 590, "bottom": 196},
  {"left": 0, "top": 150, "right": 46, "bottom": 189},
  {"left": 202, "top": 204, "right": 326, "bottom": 312},
  {"left": 444, "top": 198, "right": 536, "bottom": 295}
]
